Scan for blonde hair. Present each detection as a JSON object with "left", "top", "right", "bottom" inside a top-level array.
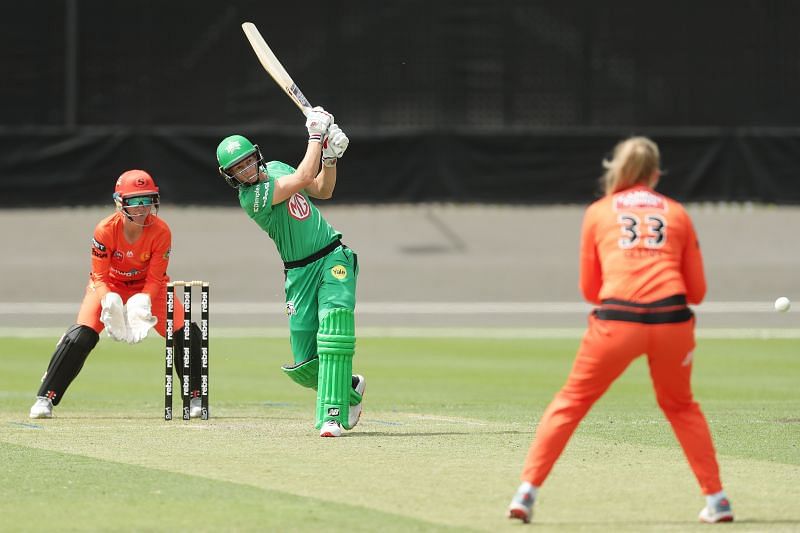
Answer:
[{"left": 601, "top": 136, "right": 661, "bottom": 195}]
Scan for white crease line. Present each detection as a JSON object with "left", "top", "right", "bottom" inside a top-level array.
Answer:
[
  {"left": 0, "top": 301, "right": 785, "bottom": 314},
  {"left": 0, "top": 327, "right": 798, "bottom": 339}
]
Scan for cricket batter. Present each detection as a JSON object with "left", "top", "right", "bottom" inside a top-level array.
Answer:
[
  {"left": 215, "top": 107, "right": 365, "bottom": 438},
  {"left": 29, "top": 170, "right": 204, "bottom": 419},
  {"left": 507, "top": 137, "right": 733, "bottom": 523}
]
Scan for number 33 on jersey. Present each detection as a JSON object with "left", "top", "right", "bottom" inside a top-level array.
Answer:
[{"left": 579, "top": 185, "right": 706, "bottom": 304}]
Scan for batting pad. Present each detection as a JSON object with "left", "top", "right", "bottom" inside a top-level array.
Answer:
[
  {"left": 281, "top": 356, "right": 319, "bottom": 389},
  {"left": 316, "top": 308, "right": 355, "bottom": 429}
]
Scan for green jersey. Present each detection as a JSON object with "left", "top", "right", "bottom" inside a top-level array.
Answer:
[{"left": 238, "top": 160, "right": 341, "bottom": 263}]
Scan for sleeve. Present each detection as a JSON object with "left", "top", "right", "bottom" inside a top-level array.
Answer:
[
  {"left": 88, "top": 224, "right": 112, "bottom": 300},
  {"left": 243, "top": 177, "right": 275, "bottom": 226},
  {"left": 681, "top": 212, "right": 707, "bottom": 305},
  {"left": 143, "top": 225, "right": 172, "bottom": 299},
  {"left": 578, "top": 206, "right": 603, "bottom": 304}
]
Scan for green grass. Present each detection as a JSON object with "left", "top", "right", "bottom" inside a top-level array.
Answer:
[{"left": 1, "top": 336, "right": 798, "bottom": 532}]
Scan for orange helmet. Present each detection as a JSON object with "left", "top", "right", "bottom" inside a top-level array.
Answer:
[
  {"left": 114, "top": 169, "right": 159, "bottom": 200},
  {"left": 113, "top": 170, "right": 160, "bottom": 225}
]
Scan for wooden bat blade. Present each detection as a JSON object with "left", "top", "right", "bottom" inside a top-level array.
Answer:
[{"left": 241, "top": 22, "right": 312, "bottom": 115}]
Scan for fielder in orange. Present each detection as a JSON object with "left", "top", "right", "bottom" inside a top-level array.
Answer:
[
  {"left": 29, "top": 170, "right": 203, "bottom": 419},
  {"left": 507, "top": 137, "right": 733, "bottom": 524}
]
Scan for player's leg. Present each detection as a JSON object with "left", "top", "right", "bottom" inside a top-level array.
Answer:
[
  {"left": 316, "top": 247, "right": 360, "bottom": 435},
  {"left": 30, "top": 284, "right": 102, "bottom": 418},
  {"left": 647, "top": 321, "right": 732, "bottom": 522},
  {"left": 282, "top": 267, "right": 320, "bottom": 390},
  {"left": 509, "top": 317, "right": 645, "bottom": 522}
]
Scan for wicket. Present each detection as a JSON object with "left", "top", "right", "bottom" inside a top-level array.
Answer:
[{"left": 165, "top": 280, "right": 209, "bottom": 421}]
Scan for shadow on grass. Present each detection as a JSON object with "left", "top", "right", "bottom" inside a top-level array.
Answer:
[{"left": 346, "top": 429, "right": 526, "bottom": 438}]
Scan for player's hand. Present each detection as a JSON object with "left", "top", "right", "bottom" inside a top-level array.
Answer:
[
  {"left": 329, "top": 124, "right": 349, "bottom": 158},
  {"left": 305, "top": 106, "right": 333, "bottom": 143},
  {"left": 100, "top": 292, "right": 128, "bottom": 342},
  {"left": 322, "top": 124, "right": 349, "bottom": 167},
  {"left": 125, "top": 292, "right": 158, "bottom": 344}
]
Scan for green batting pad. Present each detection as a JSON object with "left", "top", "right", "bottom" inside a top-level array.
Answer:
[
  {"left": 316, "top": 309, "right": 355, "bottom": 428},
  {"left": 281, "top": 356, "right": 319, "bottom": 389},
  {"left": 350, "top": 387, "right": 362, "bottom": 406}
]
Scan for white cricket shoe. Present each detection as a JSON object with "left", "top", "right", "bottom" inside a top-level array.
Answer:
[
  {"left": 348, "top": 374, "right": 366, "bottom": 429},
  {"left": 29, "top": 396, "right": 53, "bottom": 419},
  {"left": 189, "top": 397, "right": 203, "bottom": 419},
  {"left": 698, "top": 497, "right": 734, "bottom": 523},
  {"left": 320, "top": 420, "right": 342, "bottom": 437},
  {"left": 507, "top": 484, "right": 535, "bottom": 524}
]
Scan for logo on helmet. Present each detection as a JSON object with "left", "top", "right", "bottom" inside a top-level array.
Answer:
[
  {"left": 135, "top": 177, "right": 146, "bottom": 187},
  {"left": 225, "top": 140, "right": 241, "bottom": 154}
]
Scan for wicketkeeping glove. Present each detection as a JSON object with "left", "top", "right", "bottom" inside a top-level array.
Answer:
[
  {"left": 125, "top": 292, "right": 158, "bottom": 344},
  {"left": 100, "top": 292, "right": 128, "bottom": 342},
  {"left": 305, "top": 106, "right": 333, "bottom": 143}
]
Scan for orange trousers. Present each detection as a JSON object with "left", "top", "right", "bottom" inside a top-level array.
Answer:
[
  {"left": 520, "top": 314, "right": 723, "bottom": 495},
  {"left": 76, "top": 280, "right": 183, "bottom": 338}
]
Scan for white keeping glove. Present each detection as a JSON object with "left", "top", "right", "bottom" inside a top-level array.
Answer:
[
  {"left": 322, "top": 124, "right": 350, "bottom": 167},
  {"left": 305, "top": 106, "right": 333, "bottom": 143},
  {"left": 100, "top": 292, "right": 128, "bottom": 342},
  {"left": 125, "top": 292, "right": 158, "bottom": 344}
]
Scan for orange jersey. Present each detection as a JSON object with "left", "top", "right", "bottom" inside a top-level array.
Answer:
[
  {"left": 88, "top": 212, "right": 172, "bottom": 300},
  {"left": 579, "top": 185, "right": 706, "bottom": 305}
]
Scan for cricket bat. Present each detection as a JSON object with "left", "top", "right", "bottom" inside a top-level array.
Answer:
[{"left": 241, "top": 22, "right": 313, "bottom": 116}]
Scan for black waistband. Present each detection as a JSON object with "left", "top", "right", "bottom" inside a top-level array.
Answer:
[
  {"left": 595, "top": 294, "right": 692, "bottom": 324},
  {"left": 593, "top": 308, "right": 693, "bottom": 324},
  {"left": 283, "top": 239, "right": 343, "bottom": 270},
  {"left": 600, "top": 295, "right": 687, "bottom": 308}
]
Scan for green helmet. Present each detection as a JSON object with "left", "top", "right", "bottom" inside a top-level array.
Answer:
[{"left": 216, "top": 134, "right": 263, "bottom": 188}]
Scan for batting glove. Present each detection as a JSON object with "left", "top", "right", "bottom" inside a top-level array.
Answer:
[{"left": 305, "top": 106, "right": 333, "bottom": 143}]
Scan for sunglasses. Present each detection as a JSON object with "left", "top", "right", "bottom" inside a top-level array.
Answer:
[{"left": 125, "top": 196, "right": 155, "bottom": 207}]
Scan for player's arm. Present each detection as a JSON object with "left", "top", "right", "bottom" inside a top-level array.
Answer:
[
  {"left": 88, "top": 226, "right": 113, "bottom": 300},
  {"left": 681, "top": 213, "right": 707, "bottom": 305},
  {"left": 271, "top": 142, "right": 322, "bottom": 205},
  {"left": 306, "top": 124, "right": 348, "bottom": 199},
  {"left": 272, "top": 107, "right": 332, "bottom": 205},
  {"left": 578, "top": 208, "right": 603, "bottom": 304},
  {"left": 305, "top": 164, "right": 336, "bottom": 200},
  {"left": 143, "top": 227, "right": 171, "bottom": 299}
]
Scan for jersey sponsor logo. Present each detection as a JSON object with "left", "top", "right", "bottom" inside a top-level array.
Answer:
[
  {"left": 91, "top": 249, "right": 108, "bottom": 258},
  {"left": 110, "top": 267, "right": 143, "bottom": 278},
  {"left": 285, "top": 301, "right": 297, "bottom": 316},
  {"left": 112, "top": 250, "right": 124, "bottom": 263},
  {"left": 253, "top": 182, "right": 270, "bottom": 213},
  {"left": 330, "top": 265, "right": 347, "bottom": 280},
  {"left": 126, "top": 251, "right": 134, "bottom": 258},
  {"left": 163, "top": 248, "right": 171, "bottom": 259},
  {"left": 140, "top": 251, "right": 151, "bottom": 261},
  {"left": 288, "top": 193, "right": 310, "bottom": 220},
  {"left": 91, "top": 238, "right": 106, "bottom": 251},
  {"left": 613, "top": 190, "right": 666, "bottom": 211}
]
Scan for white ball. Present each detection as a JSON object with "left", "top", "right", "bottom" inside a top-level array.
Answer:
[{"left": 774, "top": 296, "right": 791, "bottom": 313}]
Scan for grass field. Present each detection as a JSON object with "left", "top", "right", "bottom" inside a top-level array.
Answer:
[{"left": 1, "top": 334, "right": 798, "bottom": 532}]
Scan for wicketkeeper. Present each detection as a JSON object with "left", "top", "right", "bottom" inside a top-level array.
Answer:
[
  {"left": 29, "top": 170, "right": 204, "bottom": 419},
  {"left": 216, "top": 107, "right": 365, "bottom": 438}
]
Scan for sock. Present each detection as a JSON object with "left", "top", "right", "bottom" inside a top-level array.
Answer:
[
  {"left": 706, "top": 490, "right": 726, "bottom": 508},
  {"left": 518, "top": 482, "right": 538, "bottom": 499}
]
